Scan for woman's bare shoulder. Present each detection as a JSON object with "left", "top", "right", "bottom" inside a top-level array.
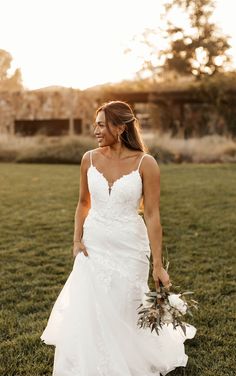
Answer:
[
  {"left": 142, "top": 153, "right": 160, "bottom": 173},
  {"left": 143, "top": 153, "right": 158, "bottom": 162},
  {"left": 81, "top": 150, "right": 90, "bottom": 163},
  {"left": 81, "top": 148, "right": 102, "bottom": 168}
]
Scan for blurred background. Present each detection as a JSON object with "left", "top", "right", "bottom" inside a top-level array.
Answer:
[
  {"left": 1, "top": 2, "right": 235, "bottom": 375},
  {"left": 1, "top": 0, "right": 236, "bottom": 163}
]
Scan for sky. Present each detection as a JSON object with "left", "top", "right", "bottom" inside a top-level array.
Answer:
[{"left": 0, "top": 0, "right": 235, "bottom": 90}]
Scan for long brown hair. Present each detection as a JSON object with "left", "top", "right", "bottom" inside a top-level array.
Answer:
[{"left": 96, "top": 100, "right": 148, "bottom": 152}]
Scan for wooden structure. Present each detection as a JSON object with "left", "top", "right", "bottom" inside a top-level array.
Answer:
[
  {"left": 14, "top": 118, "right": 82, "bottom": 136},
  {"left": 0, "top": 87, "right": 235, "bottom": 138},
  {"left": 99, "top": 89, "right": 236, "bottom": 138}
]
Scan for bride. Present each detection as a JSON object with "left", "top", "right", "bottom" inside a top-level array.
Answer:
[{"left": 41, "top": 100, "right": 197, "bottom": 376}]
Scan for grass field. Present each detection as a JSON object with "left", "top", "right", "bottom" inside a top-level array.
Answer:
[{"left": 0, "top": 162, "right": 235, "bottom": 376}]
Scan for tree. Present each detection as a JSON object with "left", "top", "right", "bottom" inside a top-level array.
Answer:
[
  {"left": 135, "top": 0, "right": 232, "bottom": 80},
  {"left": 0, "top": 49, "right": 23, "bottom": 91}
]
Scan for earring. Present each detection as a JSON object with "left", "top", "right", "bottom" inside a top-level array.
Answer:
[{"left": 117, "top": 133, "right": 121, "bottom": 143}]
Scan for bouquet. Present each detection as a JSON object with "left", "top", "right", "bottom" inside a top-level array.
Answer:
[{"left": 136, "top": 253, "right": 199, "bottom": 336}]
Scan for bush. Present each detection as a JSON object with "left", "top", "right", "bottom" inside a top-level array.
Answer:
[
  {"left": 0, "top": 135, "right": 96, "bottom": 164},
  {"left": 145, "top": 132, "right": 236, "bottom": 164},
  {"left": 0, "top": 132, "right": 236, "bottom": 164}
]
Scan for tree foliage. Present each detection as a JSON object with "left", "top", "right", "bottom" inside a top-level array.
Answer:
[
  {"left": 137, "top": 0, "right": 232, "bottom": 80},
  {"left": 0, "top": 49, "right": 23, "bottom": 91},
  {"left": 163, "top": 0, "right": 231, "bottom": 78}
]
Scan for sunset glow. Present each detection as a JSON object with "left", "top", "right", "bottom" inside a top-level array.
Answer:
[{"left": 0, "top": 0, "right": 235, "bottom": 90}]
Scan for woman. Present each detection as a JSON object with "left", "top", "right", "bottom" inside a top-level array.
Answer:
[{"left": 41, "top": 101, "right": 197, "bottom": 376}]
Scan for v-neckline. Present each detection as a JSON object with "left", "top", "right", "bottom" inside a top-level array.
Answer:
[{"left": 88, "top": 165, "right": 142, "bottom": 196}]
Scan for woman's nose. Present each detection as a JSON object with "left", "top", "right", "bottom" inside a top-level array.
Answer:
[{"left": 94, "top": 126, "right": 101, "bottom": 135}]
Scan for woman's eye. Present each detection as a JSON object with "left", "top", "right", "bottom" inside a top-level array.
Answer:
[{"left": 93, "top": 123, "right": 105, "bottom": 129}]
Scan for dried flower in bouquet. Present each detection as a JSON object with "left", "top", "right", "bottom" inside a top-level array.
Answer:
[{"left": 136, "top": 252, "right": 199, "bottom": 336}]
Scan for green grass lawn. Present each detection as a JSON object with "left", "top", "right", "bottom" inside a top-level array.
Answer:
[{"left": 0, "top": 162, "right": 235, "bottom": 376}]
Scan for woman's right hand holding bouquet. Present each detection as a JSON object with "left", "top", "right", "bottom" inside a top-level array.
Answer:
[{"left": 152, "top": 264, "right": 172, "bottom": 291}]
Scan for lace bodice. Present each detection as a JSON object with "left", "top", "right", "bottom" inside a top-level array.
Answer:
[{"left": 86, "top": 150, "right": 147, "bottom": 223}]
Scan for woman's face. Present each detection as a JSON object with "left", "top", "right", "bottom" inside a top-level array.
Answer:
[{"left": 94, "top": 110, "right": 119, "bottom": 147}]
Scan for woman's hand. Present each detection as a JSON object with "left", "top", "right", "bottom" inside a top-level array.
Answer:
[
  {"left": 152, "top": 265, "right": 172, "bottom": 291},
  {"left": 72, "top": 240, "right": 89, "bottom": 258}
]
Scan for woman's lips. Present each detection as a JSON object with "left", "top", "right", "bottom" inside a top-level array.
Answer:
[{"left": 97, "top": 138, "right": 103, "bottom": 142}]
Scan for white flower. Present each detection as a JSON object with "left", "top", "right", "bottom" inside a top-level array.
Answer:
[
  {"left": 162, "top": 307, "right": 173, "bottom": 324},
  {"left": 168, "top": 293, "right": 188, "bottom": 315},
  {"left": 141, "top": 292, "right": 153, "bottom": 308}
]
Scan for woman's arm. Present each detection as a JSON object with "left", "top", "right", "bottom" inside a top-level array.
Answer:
[
  {"left": 142, "top": 155, "right": 163, "bottom": 268},
  {"left": 142, "top": 155, "right": 171, "bottom": 288},
  {"left": 73, "top": 151, "right": 91, "bottom": 251}
]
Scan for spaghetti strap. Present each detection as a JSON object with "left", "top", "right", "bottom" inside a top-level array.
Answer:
[
  {"left": 90, "top": 150, "right": 93, "bottom": 166},
  {"left": 137, "top": 153, "right": 147, "bottom": 171}
]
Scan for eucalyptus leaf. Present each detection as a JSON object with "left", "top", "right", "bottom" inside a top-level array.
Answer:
[
  {"left": 147, "top": 292, "right": 158, "bottom": 297},
  {"left": 180, "top": 323, "right": 186, "bottom": 336},
  {"left": 190, "top": 299, "right": 199, "bottom": 304},
  {"left": 181, "top": 291, "right": 194, "bottom": 295},
  {"left": 138, "top": 309, "right": 149, "bottom": 314}
]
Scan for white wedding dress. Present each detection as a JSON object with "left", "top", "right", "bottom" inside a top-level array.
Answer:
[{"left": 40, "top": 150, "right": 197, "bottom": 376}]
